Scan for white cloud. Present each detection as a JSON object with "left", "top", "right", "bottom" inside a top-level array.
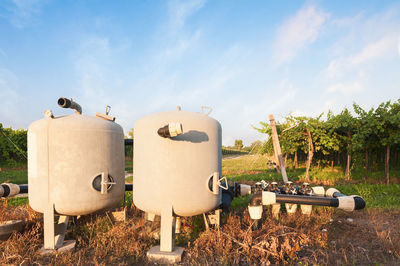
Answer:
[
  {"left": 349, "top": 35, "right": 396, "bottom": 64},
  {"left": 168, "top": 0, "right": 206, "bottom": 33},
  {"left": 324, "top": 34, "right": 397, "bottom": 78},
  {"left": 0, "top": 68, "right": 23, "bottom": 128},
  {"left": 161, "top": 30, "right": 202, "bottom": 61},
  {"left": 326, "top": 82, "right": 363, "bottom": 94},
  {"left": 274, "top": 4, "right": 329, "bottom": 65}
]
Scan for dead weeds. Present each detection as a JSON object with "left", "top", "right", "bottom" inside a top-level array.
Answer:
[{"left": 0, "top": 203, "right": 399, "bottom": 265}]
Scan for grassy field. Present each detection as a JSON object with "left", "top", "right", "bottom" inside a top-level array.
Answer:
[
  {"left": 224, "top": 155, "right": 400, "bottom": 210},
  {"left": 0, "top": 155, "right": 399, "bottom": 264},
  {"left": 2, "top": 155, "right": 400, "bottom": 210},
  {"left": 0, "top": 168, "right": 27, "bottom": 184}
]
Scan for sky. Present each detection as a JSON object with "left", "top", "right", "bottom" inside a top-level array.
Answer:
[{"left": 0, "top": 0, "right": 399, "bottom": 146}]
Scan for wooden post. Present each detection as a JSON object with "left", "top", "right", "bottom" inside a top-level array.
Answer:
[{"left": 269, "top": 114, "right": 288, "bottom": 183}]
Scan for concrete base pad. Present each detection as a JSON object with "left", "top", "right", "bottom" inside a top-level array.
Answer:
[
  {"left": 147, "top": 246, "right": 184, "bottom": 264},
  {"left": 39, "top": 240, "right": 76, "bottom": 255}
]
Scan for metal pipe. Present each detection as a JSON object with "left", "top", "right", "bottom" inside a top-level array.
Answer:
[
  {"left": 57, "top": 97, "right": 82, "bottom": 114},
  {"left": 157, "top": 123, "right": 183, "bottom": 138},
  {"left": 125, "top": 184, "right": 132, "bottom": 191},
  {"left": 276, "top": 194, "right": 338, "bottom": 207},
  {"left": 124, "top": 139, "right": 133, "bottom": 145},
  {"left": 221, "top": 189, "right": 234, "bottom": 213},
  {"left": 18, "top": 184, "right": 28, "bottom": 194},
  {"left": 0, "top": 183, "right": 21, "bottom": 197},
  {"left": 2, "top": 184, "right": 132, "bottom": 197},
  {"left": 249, "top": 192, "right": 262, "bottom": 206},
  {"left": 248, "top": 190, "right": 365, "bottom": 210}
]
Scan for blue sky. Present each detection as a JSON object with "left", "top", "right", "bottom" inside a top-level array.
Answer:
[{"left": 1, "top": 0, "right": 399, "bottom": 145}]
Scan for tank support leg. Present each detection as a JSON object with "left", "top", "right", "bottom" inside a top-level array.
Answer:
[
  {"left": 160, "top": 205, "right": 176, "bottom": 252},
  {"left": 43, "top": 205, "right": 55, "bottom": 249},
  {"left": 43, "top": 205, "right": 70, "bottom": 250},
  {"left": 147, "top": 206, "right": 183, "bottom": 263}
]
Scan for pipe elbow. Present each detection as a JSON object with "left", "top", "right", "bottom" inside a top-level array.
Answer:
[
  {"left": 337, "top": 195, "right": 366, "bottom": 211},
  {"left": 58, "top": 97, "right": 82, "bottom": 114},
  {"left": 1, "top": 183, "right": 20, "bottom": 197}
]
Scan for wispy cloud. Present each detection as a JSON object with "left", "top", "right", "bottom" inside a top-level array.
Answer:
[
  {"left": 325, "top": 35, "right": 397, "bottom": 78},
  {"left": 0, "top": 0, "right": 46, "bottom": 28},
  {"left": 0, "top": 68, "right": 23, "bottom": 128},
  {"left": 325, "top": 82, "right": 363, "bottom": 94},
  {"left": 274, "top": 4, "right": 329, "bottom": 65},
  {"left": 167, "top": 0, "right": 206, "bottom": 34}
]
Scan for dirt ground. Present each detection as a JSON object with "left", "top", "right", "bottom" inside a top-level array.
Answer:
[{"left": 0, "top": 203, "right": 399, "bottom": 265}]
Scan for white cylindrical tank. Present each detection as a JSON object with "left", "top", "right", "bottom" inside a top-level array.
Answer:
[
  {"left": 28, "top": 113, "right": 125, "bottom": 216},
  {"left": 133, "top": 110, "right": 222, "bottom": 217}
]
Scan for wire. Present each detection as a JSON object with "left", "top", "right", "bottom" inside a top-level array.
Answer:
[{"left": 0, "top": 130, "right": 27, "bottom": 160}]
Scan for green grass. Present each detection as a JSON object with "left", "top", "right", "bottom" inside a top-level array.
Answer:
[
  {"left": 0, "top": 169, "right": 27, "bottom": 184},
  {"left": 224, "top": 155, "right": 400, "bottom": 210},
  {"left": 1, "top": 155, "right": 399, "bottom": 210},
  {"left": 6, "top": 197, "right": 29, "bottom": 206},
  {"left": 125, "top": 160, "right": 133, "bottom": 173},
  {"left": 337, "top": 184, "right": 400, "bottom": 209}
]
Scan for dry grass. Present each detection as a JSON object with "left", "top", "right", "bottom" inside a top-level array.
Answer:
[{"left": 0, "top": 201, "right": 399, "bottom": 265}]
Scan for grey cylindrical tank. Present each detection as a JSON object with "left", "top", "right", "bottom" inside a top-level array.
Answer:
[
  {"left": 133, "top": 110, "right": 222, "bottom": 217},
  {"left": 28, "top": 114, "right": 125, "bottom": 216}
]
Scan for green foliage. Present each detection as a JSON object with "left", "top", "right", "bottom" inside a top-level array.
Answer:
[
  {"left": 234, "top": 139, "right": 243, "bottom": 150},
  {"left": 224, "top": 155, "right": 400, "bottom": 209},
  {"left": 0, "top": 124, "right": 27, "bottom": 166},
  {"left": 337, "top": 184, "right": 400, "bottom": 209},
  {"left": 0, "top": 169, "right": 27, "bottom": 184},
  {"left": 255, "top": 98, "right": 400, "bottom": 182}
]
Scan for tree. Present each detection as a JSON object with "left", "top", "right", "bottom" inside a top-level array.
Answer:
[
  {"left": 352, "top": 104, "right": 378, "bottom": 180},
  {"left": 126, "top": 128, "right": 134, "bottom": 139},
  {"left": 372, "top": 100, "right": 400, "bottom": 184},
  {"left": 248, "top": 140, "right": 262, "bottom": 154},
  {"left": 328, "top": 108, "right": 355, "bottom": 179},
  {"left": 234, "top": 139, "right": 243, "bottom": 150}
]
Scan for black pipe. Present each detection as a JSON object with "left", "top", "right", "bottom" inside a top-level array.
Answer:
[
  {"left": 221, "top": 191, "right": 233, "bottom": 213},
  {"left": 125, "top": 184, "right": 132, "bottom": 191},
  {"left": 249, "top": 192, "right": 262, "bottom": 206},
  {"left": 248, "top": 191, "right": 365, "bottom": 210},
  {"left": 276, "top": 194, "right": 338, "bottom": 207},
  {"left": 19, "top": 184, "right": 28, "bottom": 194},
  {"left": 2, "top": 184, "right": 10, "bottom": 197},
  {"left": 3, "top": 184, "right": 131, "bottom": 196},
  {"left": 353, "top": 196, "right": 366, "bottom": 210},
  {"left": 124, "top": 139, "right": 133, "bottom": 145},
  {"left": 158, "top": 125, "right": 171, "bottom": 138}
]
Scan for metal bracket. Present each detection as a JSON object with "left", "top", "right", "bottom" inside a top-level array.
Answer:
[
  {"left": 218, "top": 176, "right": 229, "bottom": 190},
  {"left": 101, "top": 172, "right": 116, "bottom": 194},
  {"left": 201, "top": 106, "right": 212, "bottom": 115},
  {"left": 203, "top": 209, "right": 221, "bottom": 230}
]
